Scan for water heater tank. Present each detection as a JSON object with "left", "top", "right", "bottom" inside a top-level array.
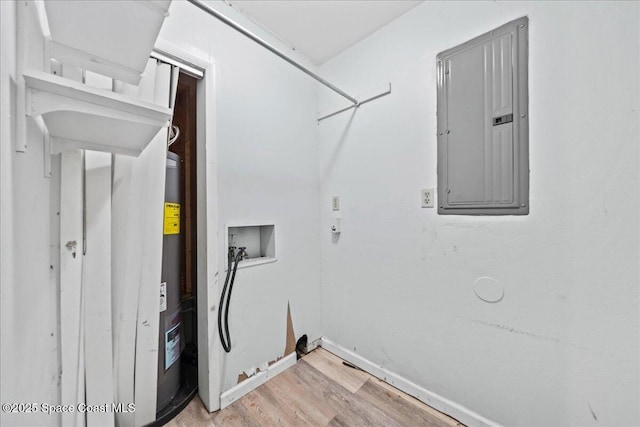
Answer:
[{"left": 157, "top": 151, "right": 182, "bottom": 411}]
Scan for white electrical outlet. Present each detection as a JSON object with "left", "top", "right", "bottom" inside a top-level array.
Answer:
[
  {"left": 421, "top": 189, "right": 434, "bottom": 208},
  {"left": 332, "top": 196, "right": 340, "bottom": 211}
]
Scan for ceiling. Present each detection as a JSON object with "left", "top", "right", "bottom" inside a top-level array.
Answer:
[{"left": 225, "top": 0, "right": 424, "bottom": 65}]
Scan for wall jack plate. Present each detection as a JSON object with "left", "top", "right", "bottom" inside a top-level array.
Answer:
[{"left": 421, "top": 189, "right": 434, "bottom": 208}]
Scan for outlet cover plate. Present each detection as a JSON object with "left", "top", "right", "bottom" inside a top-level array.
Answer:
[{"left": 421, "top": 189, "right": 434, "bottom": 208}]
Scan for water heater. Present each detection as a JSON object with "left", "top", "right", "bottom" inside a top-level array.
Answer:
[{"left": 157, "top": 152, "right": 182, "bottom": 411}]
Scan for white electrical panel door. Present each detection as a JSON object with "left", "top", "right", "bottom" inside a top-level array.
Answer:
[{"left": 437, "top": 17, "right": 529, "bottom": 215}]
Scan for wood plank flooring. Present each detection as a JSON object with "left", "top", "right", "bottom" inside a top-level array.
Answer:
[{"left": 167, "top": 348, "right": 464, "bottom": 427}]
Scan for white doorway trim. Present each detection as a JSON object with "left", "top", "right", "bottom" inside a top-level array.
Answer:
[{"left": 153, "top": 39, "right": 222, "bottom": 412}]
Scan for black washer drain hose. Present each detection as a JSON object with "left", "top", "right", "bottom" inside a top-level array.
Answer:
[{"left": 218, "top": 249, "right": 245, "bottom": 353}]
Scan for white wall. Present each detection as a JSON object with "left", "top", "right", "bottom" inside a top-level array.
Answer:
[
  {"left": 157, "top": 0, "right": 321, "bottom": 396},
  {"left": 3, "top": 1, "right": 637, "bottom": 425},
  {"left": 1, "top": 2, "right": 62, "bottom": 426},
  {"left": 317, "top": 2, "right": 639, "bottom": 426}
]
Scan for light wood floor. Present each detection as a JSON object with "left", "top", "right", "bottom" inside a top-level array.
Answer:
[{"left": 167, "top": 348, "right": 464, "bottom": 426}]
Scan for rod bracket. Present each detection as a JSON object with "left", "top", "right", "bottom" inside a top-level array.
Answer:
[{"left": 317, "top": 83, "right": 391, "bottom": 122}]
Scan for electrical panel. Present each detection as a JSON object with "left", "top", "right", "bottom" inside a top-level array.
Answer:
[{"left": 437, "top": 17, "right": 529, "bottom": 215}]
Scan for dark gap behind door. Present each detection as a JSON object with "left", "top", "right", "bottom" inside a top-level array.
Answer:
[{"left": 168, "top": 72, "right": 198, "bottom": 361}]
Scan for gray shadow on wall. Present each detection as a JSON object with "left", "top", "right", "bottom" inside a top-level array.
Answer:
[{"left": 320, "top": 108, "right": 357, "bottom": 183}]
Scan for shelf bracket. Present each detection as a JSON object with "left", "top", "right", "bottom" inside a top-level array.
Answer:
[{"left": 15, "top": 0, "right": 28, "bottom": 153}]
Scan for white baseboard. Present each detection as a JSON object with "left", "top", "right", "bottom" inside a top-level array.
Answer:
[
  {"left": 217, "top": 337, "right": 500, "bottom": 427},
  {"left": 319, "top": 337, "right": 501, "bottom": 427},
  {"left": 219, "top": 352, "right": 297, "bottom": 409}
]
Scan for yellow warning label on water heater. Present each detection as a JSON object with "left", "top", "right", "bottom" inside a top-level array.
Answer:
[{"left": 163, "top": 203, "right": 180, "bottom": 235}]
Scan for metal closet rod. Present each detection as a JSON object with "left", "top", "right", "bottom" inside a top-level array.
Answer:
[{"left": 186, "top": 0, "right": 358, "bottom": 105}]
